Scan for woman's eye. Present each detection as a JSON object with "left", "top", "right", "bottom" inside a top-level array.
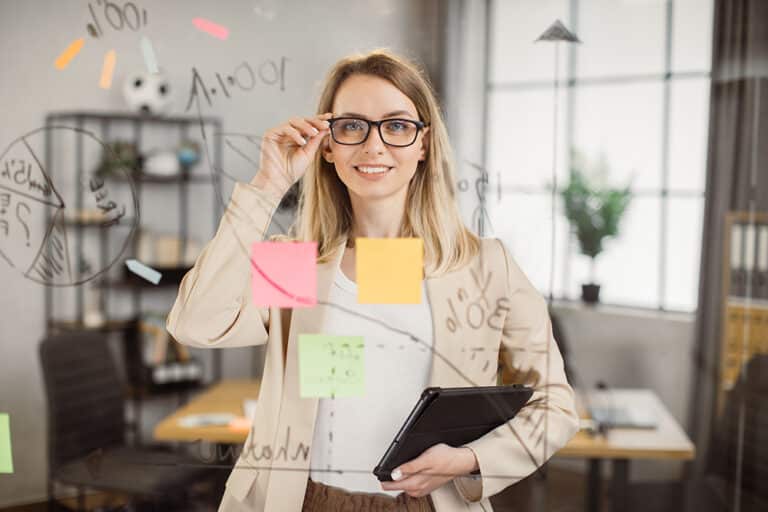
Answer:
[
  {"left": 342, "top": 121, "right": 365, "bottom": 131},
  {"left": 386, "top": 121, "right": 408, "bottom": 132}
]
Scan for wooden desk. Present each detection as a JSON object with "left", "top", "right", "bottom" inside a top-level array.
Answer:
[
  {"left": 154, "top": 383, "right": 694, "bottom": 512},
  {"left": 153, "top": 379, "right": 260, "bottom": 444},
  {"left": 556, "top": 389, "right": 695, "bottom": 512}
]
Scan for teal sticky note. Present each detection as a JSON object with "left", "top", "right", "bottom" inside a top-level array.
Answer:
[
  {"left": 298, "top": 335, "right": 364, "bottom": 398},
  {"left": 0, "top": 413, "right": 13, "bottom": 474}
]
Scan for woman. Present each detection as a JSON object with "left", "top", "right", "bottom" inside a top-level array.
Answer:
[{"left": 167, "top": 49, "right": 579, "bottom": 512}]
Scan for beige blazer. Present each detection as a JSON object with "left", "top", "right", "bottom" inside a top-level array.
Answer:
[{"left": 167, "top": 182, "right": 579, "bottom": 512}]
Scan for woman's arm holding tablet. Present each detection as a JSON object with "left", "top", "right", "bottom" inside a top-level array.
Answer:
[{"left": 451, "top": 239, "right": 580, "bottom": 501}]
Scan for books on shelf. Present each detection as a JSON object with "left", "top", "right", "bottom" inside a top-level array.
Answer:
[
  {"left": 728, "top": 219, "right": 768, "bottom": 300},
  {"left": 721, "top": 213, "right": 768, "bottom": 411}
]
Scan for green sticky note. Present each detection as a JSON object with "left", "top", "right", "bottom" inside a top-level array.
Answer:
[
  {"left": 0, "top": 413, "right": 13, "bottom": 474},
  {"left": 299, "top": 335, "right": 365, "bottom": 398}
]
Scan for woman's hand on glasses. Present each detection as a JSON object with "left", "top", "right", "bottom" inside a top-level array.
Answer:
[{"left": 251, "top": 113, "right": 332, "bottom": 194}]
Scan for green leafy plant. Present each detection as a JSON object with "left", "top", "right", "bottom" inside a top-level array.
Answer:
[
  {"left": 560, "top": 151, "right": 633, "bottom": 284},
  {"left": 96, "top": 140, "right": 142, "bottom": 177}
]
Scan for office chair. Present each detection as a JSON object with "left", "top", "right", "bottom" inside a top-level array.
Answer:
[
  {"left": 497, "top": 308, "right": 573, "bottom": 385},
  {"left": 703, "top": 353, "right": 768, "bottom": 511},
  {"left": 548, "top": 308, "right": 573, "bottom": 383},
  {"left": 39, "top": 331, "right": 214, "bottom": 511}
]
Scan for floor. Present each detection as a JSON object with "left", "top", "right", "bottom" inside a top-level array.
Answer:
[
  {"left": 2, "top": 466, "right": 606, "bottom": 512},
  {"left": 490, "top": 466, "right": 607, "bottom": 512}
]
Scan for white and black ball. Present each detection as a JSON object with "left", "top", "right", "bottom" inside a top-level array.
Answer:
[{"left": 122, "top": 71, "right": 173, "bottom": 115}]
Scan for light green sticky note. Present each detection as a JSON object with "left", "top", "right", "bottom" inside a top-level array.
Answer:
[
  {"left": 0, "top": 413, "right": 13, "bottom": 474},
  {"left": 299, "top": 335, "right": 365, "bottom": 398}
]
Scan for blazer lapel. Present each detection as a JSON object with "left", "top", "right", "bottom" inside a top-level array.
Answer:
[
  {"left": 426, "top": 247, "right": 495, "bottom": 389},
  {"left": 283, "top": 240, "right": 345, "bottom": 369},
  {"left": 427, "top": 267, "right": 480, "bottom": 388}
]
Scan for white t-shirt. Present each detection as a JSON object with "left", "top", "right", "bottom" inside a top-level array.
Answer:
[{"left": 309, "top": 265, "right": 434, "bottom": 496}]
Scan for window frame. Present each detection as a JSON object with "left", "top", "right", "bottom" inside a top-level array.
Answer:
[{"left": 483, "top": 0, "right": 712, "bottom": 313}]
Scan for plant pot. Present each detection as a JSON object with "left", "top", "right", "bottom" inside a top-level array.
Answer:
[{"left": 581, "top": 283, "right": 601, "bottom": 304}]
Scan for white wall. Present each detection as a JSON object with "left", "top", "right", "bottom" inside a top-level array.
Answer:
[{"left": 0, "top": 0, "right": 443, "bottom": 505}]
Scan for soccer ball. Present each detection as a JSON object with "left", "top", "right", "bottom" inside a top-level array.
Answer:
[{"left": 122, "top": 71, "right": 173, "bottom": 115}]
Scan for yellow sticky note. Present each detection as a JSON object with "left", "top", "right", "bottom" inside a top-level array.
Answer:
[
  {"left": 357, "top": 238, "right": 423, "bottom": 304},
  {"left": 0, "top": 413, "right": 13, "bottom": 474}
]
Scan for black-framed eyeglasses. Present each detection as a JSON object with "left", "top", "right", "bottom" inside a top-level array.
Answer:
[{"left": 327, "top": 117, "right": 429, "bottom": 147}]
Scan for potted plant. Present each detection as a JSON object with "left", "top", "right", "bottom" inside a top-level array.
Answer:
[{"left": 560, "top": 152, "right": 632, "bottom": 303}]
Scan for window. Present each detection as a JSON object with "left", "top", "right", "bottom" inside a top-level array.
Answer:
[{"left": 486, "top": 0, "right": 712, "bottom": 312}]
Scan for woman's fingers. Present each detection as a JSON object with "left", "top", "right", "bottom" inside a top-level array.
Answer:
[
  {"left": 255, "top": 113, "right": 334, "bottom": 187},
  {"left": 289, "top": 117, "right": 331, "bottom": 149},
  {"left": 306, "top": 115, "right": 331, "bottom": 133},
  {"left": 276, "top": 125, "right": 308, "bottom": 147},
  {"left": 381, "top": 472, "right": 433, "bottom": 497},
  {"left": 288, "top": 117, "right": 321, "bottom": 138}
]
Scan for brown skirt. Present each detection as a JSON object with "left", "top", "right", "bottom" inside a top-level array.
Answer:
[{"left": 301, "top": 478, "right": 436, "bottom": 512}]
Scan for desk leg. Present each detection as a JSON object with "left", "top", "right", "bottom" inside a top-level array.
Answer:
[
  {"left": 587, "top": 459, "right": 602, "bottom": 512},
  {"left": 610, "top": 459, "right": 629, "bottom": 512}
]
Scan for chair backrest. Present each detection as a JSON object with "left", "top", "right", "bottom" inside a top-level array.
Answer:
[
  {"left": 707, "top": 354, "right": 768, "bottom": 506},
  {"left": 497, "top": 308, "right": 574, "bottom": 386},
  {"left": 39, "top": 331, "right": 126, "bottom": 469},
  {"left": 548, "top": 308, "right": 573, "bottom": 383}
]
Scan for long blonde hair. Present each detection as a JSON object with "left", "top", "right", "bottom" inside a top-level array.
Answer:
[{"left": 292, "top": 49, "right": 479, "bottom": 277}]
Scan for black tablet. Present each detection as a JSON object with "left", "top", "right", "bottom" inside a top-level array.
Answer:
[{"left": 373, "top": 385, "right": 533, "bottom": 481}]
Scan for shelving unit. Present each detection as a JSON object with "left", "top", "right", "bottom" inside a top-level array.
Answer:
[
  {"left": 42, "top": 110, "right": 223, "bottom": 442},
  {"left": 719, "top": 211, "right": 768, "bottom": 412}
]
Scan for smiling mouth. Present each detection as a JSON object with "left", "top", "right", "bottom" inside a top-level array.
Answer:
[{"left": 354, "top": 165, "right": 393, "bottom": 175}]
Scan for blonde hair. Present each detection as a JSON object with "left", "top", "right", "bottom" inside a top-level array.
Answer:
[{"left": 291, "top": 49, "right": 479, "bottom": 277}]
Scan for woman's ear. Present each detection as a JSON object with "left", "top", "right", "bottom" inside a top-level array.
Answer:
[
  {"left": 322, "top": 139, "right": 334, "bottom": 163},
  {"left": 418, "top": 127, "right": 430, "bottom": 162}
]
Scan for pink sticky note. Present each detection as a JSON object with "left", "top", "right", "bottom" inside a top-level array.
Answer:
[
  {"left": 192, "top": 17, "right": 230, "bottom": 40},
  {"left": 251, "top": 241, "right": 316, "bottom": 308}
]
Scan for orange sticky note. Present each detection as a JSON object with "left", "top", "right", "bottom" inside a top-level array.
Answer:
[
  {"left": 251, "top": 241, "right": 316, "bottom": 307},
  {"left": 357, "top": 238, "right": 423, "bottom": 304},
  {"left": 55, "top": 38, "right": 84, "bottom": 70},
  {"left": 99, "top": 50, "right": 116, "bottom": 89}
]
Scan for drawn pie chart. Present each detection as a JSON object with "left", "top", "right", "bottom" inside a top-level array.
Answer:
[{"left": 0, "top": 126, "right": 139, "bottom": 286}]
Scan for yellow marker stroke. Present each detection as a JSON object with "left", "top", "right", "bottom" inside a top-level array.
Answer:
[
  {"left": 99, "top": 50, "right": 116, "bottom": 89},
  {"left": 54, "top": 38, "right": 85, "bottom": 70}
]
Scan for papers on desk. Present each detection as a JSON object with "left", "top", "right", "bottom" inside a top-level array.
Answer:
[
  {"left": 579, "top": 418, "right": 599, "bottom": 432},
  {"left": 587, "top": 390, "right": 659, "bottom": 429},
  {"left": 243, "top": 398, "right": 258, "bottom": 420},
  {"left": 178, "top": 413, "right": 237, "bottom": 428},
  {"left": 590, "top": 406, "right": 658, "bottom": 429},
  {"left": 227, "top": 417, "right": 251, "bottom": 431},
  {"left": 228, "top": 399, "right": 258, "bottom": 432},
  {"left": 176, "top": 398, "right": 258, "bottom": 430}
]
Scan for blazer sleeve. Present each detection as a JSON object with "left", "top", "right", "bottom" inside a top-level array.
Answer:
[
  {"left": 166, "top": 181, "right": 286, "bottom": 349},
  {"left": 453, "top": 238, "right": 580, "bottom": 502}
]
